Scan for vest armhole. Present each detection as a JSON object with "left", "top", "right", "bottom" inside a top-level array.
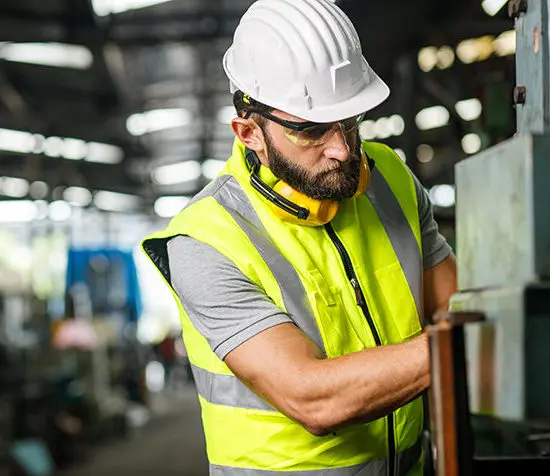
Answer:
[{"left": 143, "top": 234, "right": 188, "bottom": 286}]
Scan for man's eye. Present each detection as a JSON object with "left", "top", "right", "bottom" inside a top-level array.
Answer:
[{"left": 301, "top": 126, "right": 329, "bottom": 139}]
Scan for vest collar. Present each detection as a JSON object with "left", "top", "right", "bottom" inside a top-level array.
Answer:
[{"left": 227, "top": 138, "right": 280, "bottom": 189}]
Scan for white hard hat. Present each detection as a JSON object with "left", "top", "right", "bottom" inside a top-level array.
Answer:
[{"left": 223, "top": 0, "right": 390, "bottom": 123}]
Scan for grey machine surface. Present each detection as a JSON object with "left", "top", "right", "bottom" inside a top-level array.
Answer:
[{"left": 451, "top": 0, "right": 550, "bottom": 441}]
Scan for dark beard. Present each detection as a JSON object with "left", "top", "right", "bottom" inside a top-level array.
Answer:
[{"left": 264, "top": 133, "right": 360, "bottom": 201}]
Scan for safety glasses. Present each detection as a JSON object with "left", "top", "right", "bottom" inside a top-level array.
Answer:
[{"left": 244, "top": 110, "right": 365, "bottom": 147}]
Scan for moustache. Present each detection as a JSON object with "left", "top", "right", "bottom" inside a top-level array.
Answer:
[{"left": 321, "top": 154, "right": 361, "bottom": 176}]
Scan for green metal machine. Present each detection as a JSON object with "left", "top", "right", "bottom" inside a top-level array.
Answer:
[{"left": 449, "top": 0, "right": 550, "bottom": 471}]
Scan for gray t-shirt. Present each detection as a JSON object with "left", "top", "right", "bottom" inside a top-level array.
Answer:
[{"left": 168, "top": 173, "right": 452, "bottom": 360}]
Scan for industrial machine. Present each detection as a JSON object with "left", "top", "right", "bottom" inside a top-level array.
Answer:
[{"left": 428, "top": 1, "right": 550, "bottom": 474}]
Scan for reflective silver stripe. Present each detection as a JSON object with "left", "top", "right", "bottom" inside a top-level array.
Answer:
[
  {"left": 210, "top": 437, "right": 421, "bottom": 475},
  {"left": 191, "top": 363, "right": 275, "bottom": 412},
  {"left": 367, "top": 169, "right": 423, "bottom": 317},
  {"left": 213, "top": 176, "right": 325, "bottom": 354},
  {"left": 187, "top": 175, "right": 234, "bottom": 208}
]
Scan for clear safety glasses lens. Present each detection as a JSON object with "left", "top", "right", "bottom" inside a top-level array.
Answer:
[{"left": 283, "top": 114, "right": 364, "bottom": 147}]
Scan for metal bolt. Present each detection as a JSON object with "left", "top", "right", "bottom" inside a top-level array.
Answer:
[
  {"left": 513, "top": 86, "right": 527, "bottom": 105},
  {"left": 508, "top": 0, "right": 528, "bottom": 19}
]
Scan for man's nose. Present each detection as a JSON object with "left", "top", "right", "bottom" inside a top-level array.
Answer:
[{"left": 323, "top": 124, "right": 351, "bottom": 162}]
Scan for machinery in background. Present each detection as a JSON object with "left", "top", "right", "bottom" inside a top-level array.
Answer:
[
  {"left": 428, "top": 1, "right": 550, "bottom": 474},
  {"left": 0, "top": 245, "right": 156, "bottom": 476}
]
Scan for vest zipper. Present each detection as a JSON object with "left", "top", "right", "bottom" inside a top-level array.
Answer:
[{"left": 324, "top": 223, "right": 396, "bottom": 476}]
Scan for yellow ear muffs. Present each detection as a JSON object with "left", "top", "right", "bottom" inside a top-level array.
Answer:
[
  {"left": 353, "top": 149, "right": 371, "bottom": 198},
  {"left": 271, "top": 181, "right": 339, "bottom": 226},
  {"left": 270, "top": 150, "right": 371, "bottom": 226},
  {"left": 246, "top": 147, "right": 372, "bottom": 227}
]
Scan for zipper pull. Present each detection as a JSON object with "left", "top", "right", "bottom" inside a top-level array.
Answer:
[{"left": 350, "top": 278, "right": 365, "bottom": 306}]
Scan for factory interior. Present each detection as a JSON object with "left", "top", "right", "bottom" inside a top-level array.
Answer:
[{"left": 0, "top": 0, "right": 548, "bottom": 474}]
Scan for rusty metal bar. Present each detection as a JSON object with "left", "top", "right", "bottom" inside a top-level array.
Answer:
[{"left": 427, "top": 311, "right": 485, "bottom": 476}]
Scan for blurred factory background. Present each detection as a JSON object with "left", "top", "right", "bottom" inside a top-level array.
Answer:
[{"left": 0, "top": 0, "right": 520, "bottom": 474}]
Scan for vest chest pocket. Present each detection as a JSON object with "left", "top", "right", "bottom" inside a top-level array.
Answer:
[
  {"left": 374, "top": 262, "right": 422, "bottom": 343},
  {"left": 305, "top": 270, "right": 369, "bottom": 358}
]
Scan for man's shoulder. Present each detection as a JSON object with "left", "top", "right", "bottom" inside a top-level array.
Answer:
[{"left": 167, "top": 235, "right": 229, "bottom": 270}]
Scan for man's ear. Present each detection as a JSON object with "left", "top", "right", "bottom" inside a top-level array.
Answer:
[{"left": 231, "top": 117, "right": 265, "bottom": 152}]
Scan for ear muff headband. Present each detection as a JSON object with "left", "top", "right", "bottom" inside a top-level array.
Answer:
[{"left": 245, "top": 149, "right": 310, "bottom": 220}]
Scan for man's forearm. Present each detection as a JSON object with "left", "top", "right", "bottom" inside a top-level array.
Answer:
[{"left": 298, "top": 334, "right": 430, "bottom": 435}]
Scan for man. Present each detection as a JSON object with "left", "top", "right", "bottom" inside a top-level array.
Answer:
[{"left": 143, "top": 0, "right": 457, "bottom": 474}]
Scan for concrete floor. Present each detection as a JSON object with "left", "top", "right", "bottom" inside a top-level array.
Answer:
[{"left": 59, "top": 386, "right": 209, "bottom": 476}]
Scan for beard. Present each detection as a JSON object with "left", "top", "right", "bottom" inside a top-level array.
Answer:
[{"left": 264, "top": 132, "right": 361, "bottom": 201}]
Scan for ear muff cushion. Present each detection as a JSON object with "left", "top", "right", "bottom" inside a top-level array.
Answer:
[
  {"left": 353, "top": 150, "right": 371, "bottom": 199},
  {"left": 272, "top": 181, "right": 339, "bottom": 226}
]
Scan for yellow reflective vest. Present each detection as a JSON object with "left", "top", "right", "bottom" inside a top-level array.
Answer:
[{"left": 143, "top": 139, "right": 424, "bottom": 475}]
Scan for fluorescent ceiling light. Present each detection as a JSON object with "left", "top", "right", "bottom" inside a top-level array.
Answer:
[
  {"left": 49, "top": 201, "right": 72, "bottom": 222},
  {"left": 389, "top": 115, "right": 405, "bottom": 136},
  {"left": 374, "top": 118, "right": 392, "bottom": 139},
  {"left": 394, "top": 149, "right": 406, "bottom": 163},
  {"left": 429, "top": 185, "right": 456, "bottom": 208},
  {"left": 86, "top": 142, "right": 124, "bottom": 164},
  {"left": 0, "top": 128, "right": 35, "bottom": 154},
  {"left": 416, "top": 144, "right": 435, "bottom": 164},
  {"left": 436, "top": 46, "right": 455, "bottom": 70},
  {"left": 359, "top": 120, "right": 376, "bottom": 141},
  {"left": 154, "top": 196, "right": 191, "bottom": 218},
  {"left": 44, "top": 136, "right": 64, "bottom": 158},
  {"left": 94, "top": 191, "right": 141, "bottom": 212},
  {"left": 152, "top": 161, "right": 202, "bottom": 185},
  {"left": 456, "top": 39, "right": 481, "bottom": 64},
  {"left": 0, "top": 43, "right": 93, "bottom": 70},
  {"left": 0, "top": 128, "right": 123, "bottom": 164},
  {"left": 359, "top": 115, "right": 405, "bottom": 141},
  {"left": 32, "top": 134, "right": 45, "bottom": 154},
  {"left": 92, "top": 0, "right": 173, "bottom": 16},
  {"left": 457, "top": 36, "right": 494, "bottom": 64},
  {"left": 64, "top": 187, "right": 92, "bottom": 207},
  {"left": 461, "top": 133, "right": 482, "bottom": 154},
  {"left": 493, "top": 30, "right": 516, "bottom": 57},
  {"left": 63, "top": 138, "right": 88, "bottom": 160},
  {"left": 217, "top": 106, "right": 237, "bottom": 125},
  {"left": 127, "top": 108, "right": 192, "bottom": 136},
  {"left": 455, "top": 99, "right": 483, "bottom": 121},
  {"left": 1, "top": 177, "right": 29, "bottom": 198},
  {"left": 481, "top": 0, "right": 507, "bottom": 16},
  {"left": 34, "top": 200, "right": 50, "bottom": 220},
  {"left": 202, "top": 159, "right": 227, "bottom": 180},
  {"left": 418, "top": 47, "right": 438, "bottom": 73},
  {"left": 0, "top": 201, "right": 37, "bottom": 223},
  {"left": 415, "top": 106, "right": 450, "bottom": 131},
  {"left": 29, "top": 181, "right": 49, "bottom": 199}
]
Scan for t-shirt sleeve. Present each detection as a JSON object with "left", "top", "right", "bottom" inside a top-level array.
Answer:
[
  {"left": 167, "top": 235, "right": 293, "bottom": 360},
  {"left": 410, "top": 171, "right": 453, "bottom": 269}
]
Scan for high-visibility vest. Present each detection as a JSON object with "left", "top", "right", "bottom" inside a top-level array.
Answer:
[{"left": 143, "top": 139, "right": 425, "bottom": 475}]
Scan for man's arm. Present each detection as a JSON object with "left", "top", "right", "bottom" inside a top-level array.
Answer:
[
  {"left": 168, "top": 236, "right": 431, "bottom": 437},
  {"left": 423, "top": 254, "right": 457, "bottom": 323},
  {"left": 225, "top": 324, "right": 429, "bottom": 436},
  {"left": 410, "top": 167, "right": 457, "bottom": 322}
]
